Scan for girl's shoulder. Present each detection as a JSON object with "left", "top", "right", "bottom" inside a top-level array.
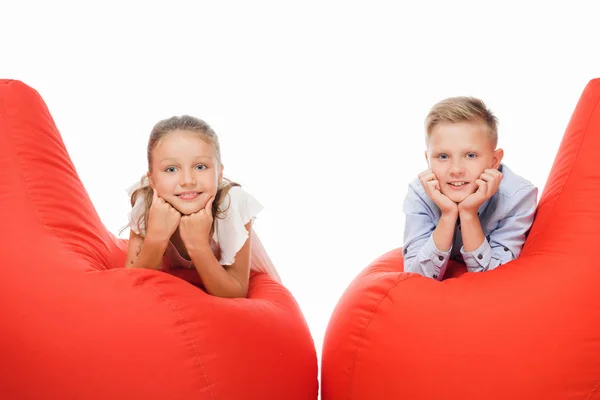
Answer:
[
  {"left": 218, "top": 185, "right": 262, "bottom": 219},
  {"left": 214, "top": 185, "right": 263, "bottom": 265}
]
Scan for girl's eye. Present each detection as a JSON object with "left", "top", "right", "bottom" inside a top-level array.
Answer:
[
  {"left": 165, "top": 166, "right": 177, "bottom": 173},
  {"left": 437, "top": 154, "right": 448, "bottom": 160},
  {"left": 195, "top": 164, "right": 207, "bottom": 170},
  {"left": 466, "top": 153, "right": 477, "bottom": 159}
]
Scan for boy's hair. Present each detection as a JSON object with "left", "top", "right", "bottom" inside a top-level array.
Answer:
[
  {"left": 425, "top": 96, "right": 499, "bottom": 147},
  {"left": 130, "top": 115, "right": 239, "bottom": 237}
]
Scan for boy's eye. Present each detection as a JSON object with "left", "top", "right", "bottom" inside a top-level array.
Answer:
[
  {"left": 165, "top": 166, "right": 177, "bottom": 173},
  {"left": 466, "top": 153, "right": 477, "bottom": 159},
  {"left": 437, "top": 154, "right": 448, "bottom": 160},
  {"left": 195, "top": 164, "right": 207, "bottom": 170}
]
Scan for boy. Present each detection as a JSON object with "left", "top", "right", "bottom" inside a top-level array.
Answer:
[{"left": 403, "top": 97, "right": 538, "bottom": 280}]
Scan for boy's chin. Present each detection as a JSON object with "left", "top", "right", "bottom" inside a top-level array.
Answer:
[{"left": 442, "top": 191, "right": 473, "bottom": 204}]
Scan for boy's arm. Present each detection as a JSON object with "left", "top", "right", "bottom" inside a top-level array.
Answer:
[
  {"left": 403, "top": 185, "right": 458, "bottom": 280},
  {"left": 459, "top": 186, "right": 538, "bottom": 272}
]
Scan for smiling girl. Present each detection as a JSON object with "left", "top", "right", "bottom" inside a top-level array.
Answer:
[{"left": 125, "top": 115, "right": 280, "bottom": 297}]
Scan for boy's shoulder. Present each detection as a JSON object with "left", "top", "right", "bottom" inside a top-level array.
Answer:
[
  {"left": 406, "top": 176, "right": 438, "bottom": 212},
  {"left": 496, "top": 164, "right": 537, "bottom": 198}
]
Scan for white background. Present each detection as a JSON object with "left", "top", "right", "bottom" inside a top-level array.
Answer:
[{"left": 2, "top": 0, "right": 599, "bottom": 371}]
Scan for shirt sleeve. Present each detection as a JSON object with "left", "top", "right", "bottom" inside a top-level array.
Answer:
[
  {"left": 460, "top": 185, "right": 538, "bottom": 272},
  {"left": 403, "top": 184, "right": 451, "bottom": 281},
  {"left": 127, "top": 182, "right": 146, "bottom": 236},
  {"left": 214, "top": 186, "right": 263, "bottom": 266}
]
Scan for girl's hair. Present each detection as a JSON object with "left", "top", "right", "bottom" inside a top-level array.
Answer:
[
  {"left": 425, "top": 96, "right": 499, "bottom": 148},
  {"left": 130, "top": 115, "right": 239, "bottom": 237}
]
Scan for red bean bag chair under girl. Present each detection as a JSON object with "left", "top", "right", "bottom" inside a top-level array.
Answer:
[
  {"left": 0, "top": 79, "right": 318, "bottom": 400},
  {"left": 321, "top": 77, "right": 600, "bottom": 400}
]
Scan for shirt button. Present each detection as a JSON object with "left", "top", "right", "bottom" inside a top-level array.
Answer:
[
  {"left": 477, "top": 254, "right": 483, "bottom": 260},
  {"left": 433, "top": 274, "right": 438, "bottom": 279},
  {"left": 404, "top": 248, "right": 408, "bottom": 254},
  {"left": 503, "top": 247, "right": 509, "bottom": 251},
  {"left": 438, "top": 255, "right": 444, "bottom": 261}
]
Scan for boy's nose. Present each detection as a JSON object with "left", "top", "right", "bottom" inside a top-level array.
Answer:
[{"left": 449, "top": 162, "right": 464, "bottom": 176}]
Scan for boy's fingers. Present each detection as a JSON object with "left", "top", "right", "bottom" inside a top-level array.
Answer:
[
  {"left": 480, "top": 172, "right": 494, "bottom": 182},
  {"left": 418, "top": 169, "right": 432, "bottom": 178},
  {"left": 475, "top": 179, "right": 486, "bottom": 189}
]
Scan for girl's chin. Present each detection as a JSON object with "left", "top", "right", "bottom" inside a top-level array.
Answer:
[{"left": 172, "top": 203, "right": 203, "bottom": 216}]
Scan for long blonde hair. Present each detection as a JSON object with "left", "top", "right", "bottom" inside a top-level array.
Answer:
[{"left": 130, "top": 115, "right": 239, "bottom": 237}]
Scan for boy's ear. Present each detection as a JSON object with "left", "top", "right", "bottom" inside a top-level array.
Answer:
[
  {"left": 492, "top": 148, "right": 504, "bottom": 169},
  {"left": 424, "top": 151, "right": 429, "bottom": 165}
]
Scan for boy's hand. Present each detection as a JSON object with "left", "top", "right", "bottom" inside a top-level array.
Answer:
[
  {"left": 458, "top": 169, "right": 503, "bottom": 215},
  {"left": 419, "top": 169, "right": 458, "bottom": 216},
  {"left": 146, "top": 190, "right": 181, "bottom": 242},
  {"left": 179, "top": 197, "right": 215, "bottom": 252}
]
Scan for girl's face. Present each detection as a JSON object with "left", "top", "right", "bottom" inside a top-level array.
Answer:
[{"left": 148, "top": 129, "right": 223, "bottom": 215}]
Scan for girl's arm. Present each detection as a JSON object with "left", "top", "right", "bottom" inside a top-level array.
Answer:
[
  {"left": 125, "top": 191, "right": 181, "bottom": 270},
  {"left": 124, "top": 230, "right": 168, "bottom": 270},
  {"left": 187, "top": 221, "right": 252, "bottom": 298}
]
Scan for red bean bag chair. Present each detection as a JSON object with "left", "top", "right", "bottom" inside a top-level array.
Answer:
[
  {"left": 321, "top": 78, "right": 600, "bottom": 400},
  {"left": 0, "top": 79, "right": 318, "bottom": 399}
]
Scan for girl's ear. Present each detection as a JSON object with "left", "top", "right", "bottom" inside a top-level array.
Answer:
[
  {"left": 146, "top": 172, "right": 155, "bottom": 189},
  {"left": 492, "top": 148, "right": 504, "bottom": 169},
  {"left": 218, "top": 164, "right": 224, "bottom": 185}
]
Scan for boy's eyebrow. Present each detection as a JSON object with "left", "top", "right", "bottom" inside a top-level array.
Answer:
[{"left": 429, "top": 148, "right": 481, "bottom": 154}]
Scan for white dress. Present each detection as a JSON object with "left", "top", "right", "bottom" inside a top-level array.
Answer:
[{"left": 127, "top": 184, "right": 281, "bottom": 283}]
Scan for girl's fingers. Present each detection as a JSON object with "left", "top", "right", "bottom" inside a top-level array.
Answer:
[{"left": 205, "top": 197, "right": 215, "bottom": 215}]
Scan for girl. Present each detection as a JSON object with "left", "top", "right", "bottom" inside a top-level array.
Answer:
[{"left": 125, "top": 115, "right": 281, "bottom": 298}]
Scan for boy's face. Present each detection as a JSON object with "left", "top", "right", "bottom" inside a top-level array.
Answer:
[
  {"left": 425, "top": 121, "right": 503, "bottom": 203},
  {"left": 148, "top": 129, "right": 223, "bottom": 216}
]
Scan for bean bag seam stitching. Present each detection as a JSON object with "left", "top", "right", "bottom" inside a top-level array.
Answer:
[
  {"left": 347, "top": 274, "right": 418, "bottom": 399},
  {"left": 140, "top": 283, "right": 216, "bottom": 400},
  {"left": 587, "top": 379, "right": 600, "bottom": 399}
]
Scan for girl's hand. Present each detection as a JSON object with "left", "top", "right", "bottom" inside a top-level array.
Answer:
[
  {"left": 146, "top": 190, "right": 181, "bottom": 242},
  {"left": 419, "top": 169, "right": 458, "bottom": 216},
  {"left": 179, "top": 197, "right": 215, "bottom": 252}
]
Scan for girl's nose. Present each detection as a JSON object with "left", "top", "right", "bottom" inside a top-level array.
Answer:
[{"left": 181, "top": 171, "right": 196, "bottom": 186}]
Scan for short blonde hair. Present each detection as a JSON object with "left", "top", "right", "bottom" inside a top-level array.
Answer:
[{"left": 425, "top": 96, "right": 498, "bottom": 147}]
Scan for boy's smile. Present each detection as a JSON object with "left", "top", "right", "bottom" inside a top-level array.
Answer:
[{"left": 426, "top": 121, "right": 503, "bottom": 203}]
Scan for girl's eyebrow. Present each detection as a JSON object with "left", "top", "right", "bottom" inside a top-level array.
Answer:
[{"left": 159, "top": 155, "right": 213, "bottom": 163}]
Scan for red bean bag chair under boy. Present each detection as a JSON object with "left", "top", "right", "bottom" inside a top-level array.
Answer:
[
  {"left": 321, "top": 78, "right": 600, "bottom": 400},
  {"left": 0, "top": 79, "right": 318, "bottom": 400}
]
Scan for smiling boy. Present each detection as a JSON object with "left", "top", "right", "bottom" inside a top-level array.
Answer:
[{"left": 402, "top": 97, "right": 538, "bottom": 280}]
